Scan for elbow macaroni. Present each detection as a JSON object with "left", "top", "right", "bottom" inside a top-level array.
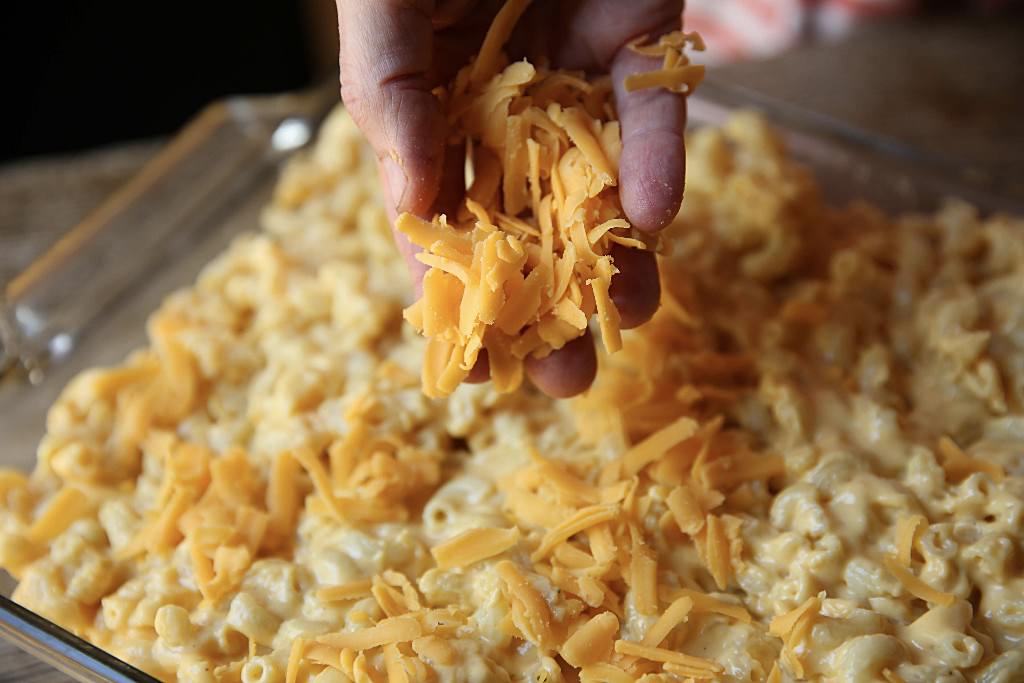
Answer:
[{"left": 0, "top": 101, "right": 1023, "bottom": 681}]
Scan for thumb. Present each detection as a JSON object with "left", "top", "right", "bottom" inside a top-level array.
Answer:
[{"left": 337, "top": 0, "right": 445, "bottom": 217}]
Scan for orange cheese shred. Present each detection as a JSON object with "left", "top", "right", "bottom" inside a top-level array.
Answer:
[
  {"left": 621, "top": 416, "right": 699, "bottom": 477},
  {"left": 703, "top": 514, "right": 732, "bottom": 590},
  {"left": 624, "top": 66, "right": 705, "bottom": 94},
  {"left": 292, "top": 447, "right": 349, "bottom": 521},
  {"left": 469, "top": 0, "right": 532, "bottom": 85},
  {"left": 496, "top": 560, "right": 556, "bottom": 648},
  {"left": 285, "top": 636, "right": 305, "bottom": 683},
  {"left": 145, "top": 488, "right": 191, "bottom": 554},
  {"left": 937, "top": 436, "right": 1005, "bottom": 483},
  {"left": 641, "top": 596, "right": 693, "bottom": 648},
  {"left": 431, "top": 527, "right": 520, "bottom": 569},
  {"left": 625, "top": 32, "right": 706, "bottom": 94},
  {"left": 531, "top": 504, "right": 620, "bottom": 561},
  {"left": 613, "top": 640, "right": 723, "bottom": 673},
  {"left": 316, "top": 579, "right": 373, "bottom": 603},
  {"left": 770, "top": 596, "right": 822, "bottom": 679},
  {"left": 579, "top": 662, "right": 636, "bottom": 683},
  {"left": 264, "top": 451, "right": 301, "bottom": 551},
  {"left": 894, "top": 515, "right": 927, "bottom": 567},
  {"left": 662, "top": 588, "right": 752, "bottom": 623},
  {"left": 770, "top": 596, "right": 821, "bottom": 639},
  {"left": 316, "top": 615, "right": 423, "bottom": 650},
  {"left": 666, "top": 485, "right": 705, "bottom": 536},
  {"left": 561, "top": 612, "right": 619, "bottom": 668},
  {"left": 883, "top": 554, "right": 957, "bottom": 606},
  {"left": 630, "top": 534, "right": 659, "bottom": 616},
  {"left": 26, "top": 487, "right": 92, "bottom": 545},
  {"left": 663, "top": 662, "right": 718, "bottom": 679}
]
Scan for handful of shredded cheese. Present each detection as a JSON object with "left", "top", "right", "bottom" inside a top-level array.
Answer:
[{"left": 399, "top": 0, "right": 704, "bottom": 397}]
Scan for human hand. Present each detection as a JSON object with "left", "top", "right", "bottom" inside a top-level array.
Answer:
[{"left": 337, "top": 0, "right": 686, "bottom": 397}]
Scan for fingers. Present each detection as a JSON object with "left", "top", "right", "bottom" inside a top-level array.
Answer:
[
  {"left": 337, "top": 0, "right": 445, "bottom": 217},
  {"left": 384, "top": 141, "right": 467, "bottom": 296},
  {"left": 433, "top": 141, "right": 469, "bottom": 217},
  {"left": 433, "top": 0, "right": 479, "bottom": 29},
  {"left": 609, "top": 245, "right": 661, "bottom": 329},
  {"left": 338, "top": 1, "right": 472, "bottom": 294},
  {"left": 525, "top": 331, "right": 598, "bottom": 399},
  {"left": 341, "top": 0, "right": 673, "bottom": 397},
  {"left": 549, "top": 0, "right": 688, "bottom": 232},
  {"left": 552, "top": 0, "right": 684, "bottom": 69},
  {"left": 465, "top": 350, "right": 490, "bottom": 383},
  {"left": 475, "top": 248, "right": 654, "bottom": 396},
  {"left": 378, "top": 164, "right": 430, "bottom": 297},
  {"left": 612, "top": 44, "right": 688, "bottom": 233},
  {"left": 523, "top": 248, "right": 657, "bottom": 397}
]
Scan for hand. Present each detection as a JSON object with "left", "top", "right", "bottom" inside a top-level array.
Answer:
[{"left": 337, "top": 0, "right": 687, "bottom": 398}]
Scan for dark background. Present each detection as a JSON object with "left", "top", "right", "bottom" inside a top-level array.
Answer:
[
  {"left": 2, "top": 1, "right": 338, "bottom": 162},
  {"left": 1, "top": 1, "right": 1020, "bottom": 166}
]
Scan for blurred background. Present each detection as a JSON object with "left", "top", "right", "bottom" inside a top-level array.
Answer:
[
  {"left": 3, "top": 0, "right": 1021, "bottom": 160},
  {"left": 1, "top": 0, "right": 1022, "bottom": 286},
  {"left": 2, "top": 0, "right": 338, "bottom": 162}
]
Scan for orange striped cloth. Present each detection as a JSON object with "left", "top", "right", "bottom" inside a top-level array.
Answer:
[{"left": 684, "top": 0, "right": 1006, "bottom": 63}]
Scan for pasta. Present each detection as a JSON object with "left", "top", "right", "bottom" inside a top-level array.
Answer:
[{"left": 1, "top": 26, "right": 1023, "bottom": 683}]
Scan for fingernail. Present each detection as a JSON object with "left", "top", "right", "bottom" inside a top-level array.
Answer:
[{"left": 382, "top": 155, "right": 408, "bottom": 213}]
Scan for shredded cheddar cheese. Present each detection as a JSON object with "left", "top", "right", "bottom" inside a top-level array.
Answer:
[
  {"left": 937, "top": 436, "right": 1005, "bottom": 483},
  {"left": 622, "top": 416, "right": 699, "bottom": 477},
  {"left": 531, "top": 504, "right": 620, "bottom": 561},
  {"left": 662, "top": 589, "right": 752, "bottom": 624},
  {"left": 265, "top": 451, "right": 302, "bottom": 551},
  {"left": 894, "top": 514, "right": 927, "bottom": 567},
  {"left": 496, "top": 559, "right": 557, "bottom": 648},
  {"left": 25, "top": 487, "right": 92, "bottom": 545},
  {"left": 702, "top": 514, "right": 732, "bottom": 590},
  {"left": 663, "top": 661, "right": 718, "bottom": 679},
  {"left": 398, "top": 7, "right": 703, "bottom": 397},
  {"left": 316, "top": 579, "right": 373, "bottom": 603},
  {"left": 641, "top": 596, "right": 693, "bottom": 648},
  {"left": 770, "top": 596, "right": 821, "bottom": 639},
  {"left": 562, "top": 612, "right": 619, "bottom": 668},
  {"left": 286, "top": 637, "right": 305, "bottom": 683},
  {"left": 579, "top": 662, "right": 636, "bottom": 683},
  {"left": 883, "top": 554, "right": 957, "bottom": 607},
  {"left": 665, "top": 484, "right": 705, "bottom": 536},
  {"left": 770, "top": 596, "right": 821, "bottom": 679},
  {"left": 316, "top": 616, "right": 423, "bottom": 650},
  {"left": 625, "top": 32, "right": 706, "bottom": 95},
  {"left": 411, "top": 635, "right": 458, "bottom": 666},
  {"left": 613, "top": 640, "right": 723, "bottom": 673},
  {"left": 430, "top": 526, "right": 519, "bottom": 569}
]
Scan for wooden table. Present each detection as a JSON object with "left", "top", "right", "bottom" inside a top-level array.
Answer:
[{"left": 1, "top": 15, "right": 1021, "bottom": 683}]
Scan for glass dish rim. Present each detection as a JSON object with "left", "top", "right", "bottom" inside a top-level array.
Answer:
[{"left": 0, "top": 595, "right": 161, "bottom": 683}]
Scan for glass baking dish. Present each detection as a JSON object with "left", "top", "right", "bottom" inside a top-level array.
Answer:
[{"left": 0, "top": 80, "right": 1020, "bottom": 682}]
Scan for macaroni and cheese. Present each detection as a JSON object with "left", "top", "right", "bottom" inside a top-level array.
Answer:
[{"left": 0, "top": 106, "right": 1022, "bottom": 682}]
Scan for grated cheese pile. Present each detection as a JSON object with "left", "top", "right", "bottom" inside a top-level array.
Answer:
[
  {"left": 1, "top": 20, "right": 1024, "bottom": 683},
  {"left": 398, "top": 0, "right": 704, "bottom": 397}
]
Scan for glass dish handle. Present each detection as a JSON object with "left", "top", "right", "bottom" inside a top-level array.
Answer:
[
  {"left": 0, "top": 596, "right": 160, "bottom": 683},
  {"left": 0, "top": 87, "right": 334, "bottom": 385}
]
